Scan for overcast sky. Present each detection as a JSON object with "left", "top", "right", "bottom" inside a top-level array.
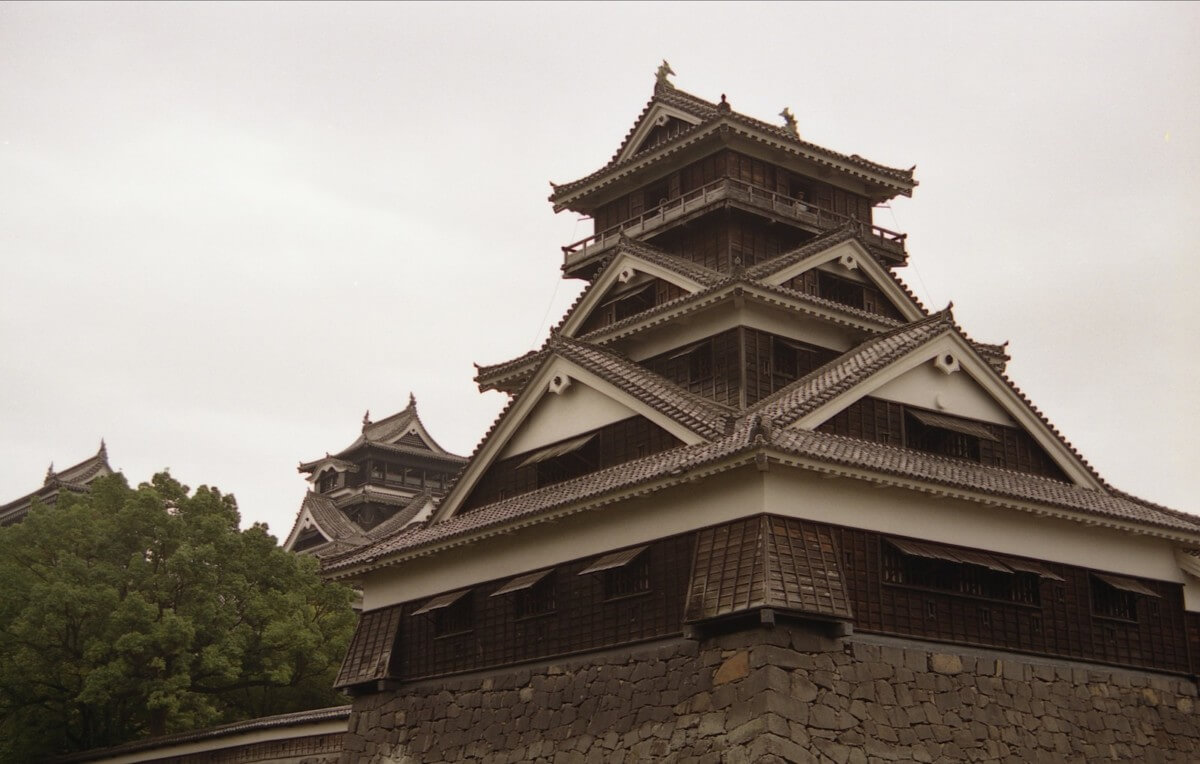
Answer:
[{"left": 2, "top": 2, "right": 1198, "bottom": 539}]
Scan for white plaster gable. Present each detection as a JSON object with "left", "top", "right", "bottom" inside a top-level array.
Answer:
[
  {"left": 872, "top": 361, "right": 1013, "bottom": 425},
  {"left": 559, "top": 250, "right": 710, "bottom": 337},
  {"left": 793, "top": 331, "right": 1104, "bottom": 490},
  {"left": 499, "top": 382, "right": 639, "bottom": 458},
  {"left": 614, "top": 102, "right": 704, "bottom": 165},
  {"left": 762, "top": 238, "right": 924, "bottom": 322},
  {"left": 432, "top": 355, "right": 709, "bottom": 523}
]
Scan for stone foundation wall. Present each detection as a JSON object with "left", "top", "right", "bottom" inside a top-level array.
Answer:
[{"left": 343, "top": 625, "right": 1200, "bottom": 763}]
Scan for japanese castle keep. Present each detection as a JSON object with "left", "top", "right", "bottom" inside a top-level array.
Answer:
[
  {"left": 317, "top": 69, "right": 1200, "bottom": 762},
  {"left": 69, "top": 69, "right": 1200, "bottom": 762}
]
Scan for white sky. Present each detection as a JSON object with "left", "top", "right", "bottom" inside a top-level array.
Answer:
[{"left": 2, "top": 2, "right": 1198, "bottom": 539}]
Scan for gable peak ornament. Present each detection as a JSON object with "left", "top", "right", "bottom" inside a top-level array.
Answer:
[
  {"left": 780, "top": 107, "right": 798, "bottom": 138},
  {"left": 654, "top": 60, "right": 676, "bottom": 92}
]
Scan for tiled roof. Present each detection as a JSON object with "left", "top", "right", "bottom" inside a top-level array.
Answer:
[
  {"left": 359, "top": 440, "right": 468, "bottom": 464},
  {"left": 551, "top": 335, "right": 733, "bottom": 441},
  {"left": 323, "top": 428, "right": 758, "bottom": 575},
  {"left": 57, "top": 707, "right": 350, "bottom": 762},
  {"left": 609, "top": 236, "right": 726, "bottom": 287},
  {"left": 578, "top": 278, "right": 900, "bottom": 349},
  {"left": 0, "top": 443, "right": 113, "bottom": 523},
  {"left": 745, "top": 226, "right": 930, "bottom": 318},
  {"left": 606, "top": 88, "right": 717, "bottom": 165},
  {"left": 334, "top": 486, "right": 419, "bottom": 510},
  {"left": 297, "top": 456, "right": 358, "bottom": 474},
  {"left": 301, "top": 491, "right": 367, "bottom": 543},
  {"left": 363, "top": 492, "right": 433, "bottom": 541},
  {"left": 751, "top": 310, "right": 955, "bottom": 429},
  {"left": 744, "top": 225, "right": 860, "bottom": 279},
  {"left": 325, "top": 406, "right": 1200, "bottom": 577},
  {"left": 475, "top": 349, "right": 547, "bottom": 390},
  {"left": 305, "top": 395, "right": 465, "bottom": 465},
  {"left": 769, "top": 428, "right": 1200, "bottom": 534},
  {"left": 551, "top": 86, "right": 915, "bottom": 204},
  {"left": 325, "top": 294, "right": 1195, "bottom": 578}
]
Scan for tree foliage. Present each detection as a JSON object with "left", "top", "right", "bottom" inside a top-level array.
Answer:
[{"left": 0, "top": 473, "right": 356, "bottom": 762}]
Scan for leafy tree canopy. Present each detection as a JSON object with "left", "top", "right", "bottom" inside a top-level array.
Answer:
[{"left": 0, "top": 473, "right": 356, "bottom": 762}]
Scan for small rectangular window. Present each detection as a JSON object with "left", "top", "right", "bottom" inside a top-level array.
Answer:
[
  {"left": 1091, "top": 573, "right": 1157, "bottom": 622},
  {"left": 492, "top": 569, "right": 556, "bottom": 619},
  {"left": 604, "top": 556, "right": 650, "bottom": 599},
  {"left": 412, "top": 589, "right": 474, "bottom": 637},
  {"left": 580, "top": 546, "right": 651, "bottom": 600}
]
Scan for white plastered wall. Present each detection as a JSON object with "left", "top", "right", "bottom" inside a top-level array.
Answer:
[
  {"left": 499, "top": 382, "right": 639, "bottom": 458},
  {"left": 362, "top": 468, "right": 765, "bottom": 610},
  {"left": 871, "top": 363, "right": 1014, "bottom": 425},
  {"left": 764, "top": 469, "right": 1185, "bottom": 584},
  {"left": 360, "top": 462, "right": 1192, "bottom": 612}
]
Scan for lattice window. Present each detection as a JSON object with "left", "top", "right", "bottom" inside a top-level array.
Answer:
[
  {"left": 515, "top": 574, "right": 557, "bottom": 619},
  {"left": 818, "top": 271, "right": 866, "bottom": 310},
  {"left": 436, "top": 597, "right": 474, "bottom": 637},
  {"left": 318, "top": 470, "right": 340, "bottom": 493},
  {"left": 1092, "top": 576, "right": 1139, "bottom": 622},
  {"left": 605, "top": 555, "right": 650, "bottom": 599},
  {"left": 882, "top": 540, "right": 1042, "bottom": 606}
]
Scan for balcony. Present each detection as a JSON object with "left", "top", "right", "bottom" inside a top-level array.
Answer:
[{"left": 562, "top": 178, "right": 908, "bottom": 274}]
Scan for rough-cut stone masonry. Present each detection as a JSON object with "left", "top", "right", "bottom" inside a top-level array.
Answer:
[{"left": 342, "top": 625, "right": 1200, "bottom": 763}]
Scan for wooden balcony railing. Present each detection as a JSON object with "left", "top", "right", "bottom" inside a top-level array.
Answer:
[{"left": 561, "top": 178, "right": 907, "bottom": 267}]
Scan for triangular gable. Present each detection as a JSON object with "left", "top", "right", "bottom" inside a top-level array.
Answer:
[
  {"left": 432, "top": 350, "right": 719, "bottom": 523},
  {"left": 786, "top": 326, "right": 1103, "bottom": 490},
  {"left": 560, "top": 246, "right": 719, "bottom": 337},
  {"left": 283, "top": 492, "right": 364, "bottom": 552},
  {"left": 357, "top": 399, "right": 455, "bottom": 457},
  {"left": 612, "top": 99, "right": 708, "bottom": 166},
  {"left": 759, "top": 237, "right": 925, "bottom": 323}
]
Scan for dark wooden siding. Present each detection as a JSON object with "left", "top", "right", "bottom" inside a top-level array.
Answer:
[
  {"left": 742, "top": 328, "right": 840, "bottom": 406},
  {"left": 834, "top": 527, "right": 1191, "bottom": 675},
  {"left": 341, "top": 517, "right": 1195, "bottom": 688},
  {"left": 818, "top": 397, "right": 1069, "bottom": 481},
  {"left": 641, "top": 328, "right": 742, "bottom": 406},
  {"left": 652, "top": 210, "right": 807, "bottom": 272},
  {"left": 396, "top": 534, "right": 694, "bottom": 680},
  {"left": 577, "top": 278, "right": 688, "bottom": 335},
  {"left": 639, "top": 328, "right": 839, "bottom": 408},
  {"left": 461, "top": 417, "right": 682, "bottom": 512},
  {"left": 593, "top": 149, "right": 873, "bottom": 241},
  {"left": 782, "top": 269, "right": 905, "bottom": 321}
]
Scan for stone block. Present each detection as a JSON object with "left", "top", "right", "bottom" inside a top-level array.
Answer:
[
  {"left": 713, "top": 651, "right": 750, "bottom": 685},
  {"left": 809, "top": 704, "right": 858, "bottom": 731},
  {"left": 739, "top": 665, "right": 791, "bottom": 700},
  {"left": 751, "top": 643, "right": 807, "bottom": 670},
  {"left": 929, "top": 653, "right": 963, "bottom": 675}
]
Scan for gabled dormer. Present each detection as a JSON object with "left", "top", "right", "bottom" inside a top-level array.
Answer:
[{"left": 755, "top": 310, "right": 1103, "bottom": 489}]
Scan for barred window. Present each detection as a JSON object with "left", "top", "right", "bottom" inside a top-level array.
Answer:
[
  {"left": 604, "top": 555, "right": 650, "bottom": 600},
  {"left": 882, "top": 539, "right": 1043, "bottom": 606}
]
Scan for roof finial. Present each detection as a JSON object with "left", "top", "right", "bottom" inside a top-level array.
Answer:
[
  {"left": 654, "top": 60, "right": 675, "bottom": 92},
  {"left": 408, "top": 392, "right": 416, "bottom": 409},
  {"left": 779, "top": 107, "right": 798, "bottom": 138},
  {"left": 362, "top": 410, "right": 371, "bottom": 429},
  {"left": 717, "top": 93, "right": 730, "bottom": 114},
  {"left": 98, "top": 438, "right": 107, "bottom": 457},
  {"left": 44, "top": 462, "right": 56, "bottom": 484}
]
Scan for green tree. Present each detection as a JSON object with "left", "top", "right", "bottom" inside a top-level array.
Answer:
[{"left": 0, "top": 473, "right": 356, "bottom": 762}]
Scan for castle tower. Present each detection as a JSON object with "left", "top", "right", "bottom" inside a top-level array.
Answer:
[
  {"left": 323, "top": 71, "right": 1200, "bottom": 760},
  {"left": 282, "top": 396, "right": 466, "bottom": 556}
]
